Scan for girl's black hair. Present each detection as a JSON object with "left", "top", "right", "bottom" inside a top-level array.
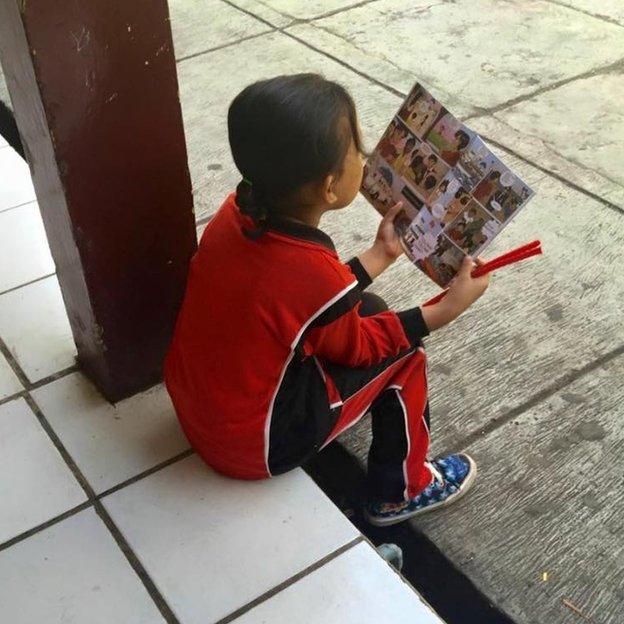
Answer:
[
  {"left": 455, "top": 129, "right": 470, "bottom": 150},
  {"left": 423, "top": 175, "right": 437, "bottom": 190},
  {"left": 228, "top": 73, "right": 363, "bottom": 239}
]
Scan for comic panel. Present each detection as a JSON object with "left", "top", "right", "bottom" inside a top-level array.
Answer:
[
  {"left": 373, "top": 117, "right": 412, "bottom": 169},
  {"left": 454, "top": 136, "right": 499, "bottom": 191},
  {"left": 362, "top": 152, "right": 427, "bottom": 219},
  {"left": 471, "top": 158, "right": 534, "bottom": 223},
  {"left": 361, "top": 154, "right": 398, "bottom": 216},
  {"left": 443, "top": 200, "right": 502, "bottom": 256},
  {"left": 399, "top": 134, "right": 450, "bottom": 201},
  {"left": 416, "top": 235, "right": 465, "bottom": 287},
  {"left": 398, "top": 83, "right": 444, "bottom": 139},
  {"left": 425, "top": 111, "right": 474, "bottom": 167},
  {"left": 393, "top": 185, "right": 425, "bottom": 238},
  {"left": 402, "top": 205, "right": 445, "bottom": 261},
  {"left": 428, "top": 170, "right": 472, "bottom": 226}
]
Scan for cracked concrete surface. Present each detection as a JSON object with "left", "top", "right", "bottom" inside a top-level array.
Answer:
[
  {"left": 174, "top": 3, "right": 624, "bottom": 622},
  {"left": 479, "top": 70, "right": 624, "bottom": 188},
  {"left": 170, "top": 4, "right": 623, "bottom": 620},
  {"left": 311, "top": 0, "right": 624, "bottom": 110},
  {"left": 1, "top": 1, "right": 623, "bottom": 622}
]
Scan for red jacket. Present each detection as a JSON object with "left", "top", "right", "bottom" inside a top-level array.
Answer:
[{"left": 164, "top": 193, "right": 426, "bottom": 479}]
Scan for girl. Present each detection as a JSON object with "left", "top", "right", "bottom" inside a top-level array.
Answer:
[{"left": 164, "top": 74, "right": 489, "bottom": 526}]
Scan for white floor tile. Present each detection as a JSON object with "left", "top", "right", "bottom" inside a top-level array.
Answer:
[
  {"left": 0, "top": 508, "right": 166, "bottom": 624},
  {"left": 0, "top": 275, "right": 76, "bottom": 382},
  {"left": 0, "top": 398, "right": 86, "bottom": 543},
  {"left": 0, "top": 147, "right": 35, "bottom": 212},
  {"left": 0, "top": 202, "right": 54, "bottom": 293},
  {"left": 32, "top": 372, "right": 189, "bottom": 493},
  {"left": 0, "top": 352, "right": 22, "bottom": 400},
  {"left": 0, "top": 136, "right": 7, "bottom": 148},
  {"left": 233, "top": 542, "right": 444, "bottom": 624},
  {"left": 104, "top": 456, "right": 359, "bottom": 624}
]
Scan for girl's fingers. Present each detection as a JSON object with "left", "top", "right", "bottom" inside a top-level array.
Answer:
[{"left": 384, "top": 201, "right": 403, "bottom": 221}]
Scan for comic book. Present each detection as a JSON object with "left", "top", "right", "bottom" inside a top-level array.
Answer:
[{"left": 361, "top": 82, "right": 535, "bottom": 287}]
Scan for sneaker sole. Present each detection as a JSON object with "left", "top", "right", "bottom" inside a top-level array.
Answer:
[{"left": 364, "top": 454, "right": 478, "bottom": 527}]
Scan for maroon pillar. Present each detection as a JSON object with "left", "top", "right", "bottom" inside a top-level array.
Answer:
[{"left": 0, "top": 1, "right": 197, "bottom": 401}]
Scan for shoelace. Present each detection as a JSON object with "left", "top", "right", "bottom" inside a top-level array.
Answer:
[{"left": 426, "top": 460, "right": 445, "bottom": 487}]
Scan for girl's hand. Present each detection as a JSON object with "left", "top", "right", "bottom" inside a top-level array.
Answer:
[
  {"left": 445, "top": 256, "right": 490, "bottom": 312},
  {"left": 357, "top": 202, "right": 405, "bottom": 281},
  {"left": 421, "top": 256, "right": 490, "bottom": 332},
  {"left": 374, "top": 201, "right": 405, "bottom": 262}
]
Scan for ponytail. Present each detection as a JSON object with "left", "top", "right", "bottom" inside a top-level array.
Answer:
[{"left": 235, "top": 179, "right": 269, "bottom": 240}]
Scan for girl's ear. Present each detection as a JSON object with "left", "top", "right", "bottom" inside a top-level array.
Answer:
[{"left": 323, "top": 173, "right": 339, "bottom": 205}]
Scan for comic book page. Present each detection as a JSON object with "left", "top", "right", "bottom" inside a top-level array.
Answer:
[{"left": 361, "top": 83, "right": 534, "bottom": 287}]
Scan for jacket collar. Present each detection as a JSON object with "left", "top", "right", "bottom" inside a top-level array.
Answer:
[
  {"left": 267, "top": 217, "right": 336, "bottom": 252},
  {"left": 231, "top": 193, "right": 336, "bottom": 252}
]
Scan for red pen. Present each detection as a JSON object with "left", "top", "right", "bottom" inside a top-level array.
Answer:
[{"left": 423, "top": 240, "right": 542, "bottom": 307}]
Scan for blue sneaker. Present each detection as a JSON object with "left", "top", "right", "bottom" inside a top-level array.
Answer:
[{"left": 364, "top": 453, "right": 477, "bottom": 527}]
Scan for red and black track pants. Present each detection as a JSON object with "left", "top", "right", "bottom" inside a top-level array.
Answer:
[{"left": 268, "top": 293, "right": 433, "bottom": 503}]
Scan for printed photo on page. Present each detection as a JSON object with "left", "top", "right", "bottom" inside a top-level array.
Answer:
[{"left": 361, "top": 82, "right": 535, "bottom": 287}]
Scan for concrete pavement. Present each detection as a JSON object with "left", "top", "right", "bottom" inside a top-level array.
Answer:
[
  {"left": 2, "top": 1, "right": 622, "bottom": 621},
  {"left": 170, "top": 2, "right": 624, "bottom": 622}
]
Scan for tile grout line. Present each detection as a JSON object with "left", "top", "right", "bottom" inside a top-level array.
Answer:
[
  {"left": 0, "top": 332, "right": 193, "bottom": 624},
  {"left": 0, "top": 365, "right": 79, "bottom": 408},
  {"left": 178, "top": 0, "right": 383, "bottom": 65},
  {"left": 214, "top": 536, "right": 366, "bottom": 624},
  {"left": 0, "top": 198, "right": 38, "bottom": 215},
  {"left": 0, "top": 448, "right": 195, "bottom": 553},
  {"left": 219, "top": 0, "right": 295, "bottom": 27},
  {"left": 0, "top": 331, "right": 78, "bottom": 395},
  {"left": 0, "top": 389, "right": 28, "bottom": 407},
  {"left": 455, "top": 343, "right": 624, "bottom": 451},
  {"left": 97, "top": 448, "right": 195, "bottom": 499},
  {"left": 0, "top": 335, "right": 32, "bottom": 390},
  {"left": 92, "top": 500, "right": 182, "bottom": 624},
  {"left": 16, "top": 391, "right": 184, "bottom": 624},
  {"left": 0, "top": 423, "right": 363, "bottom": 624},
  {"left": 29, "top": 364, "right": 79, "bottom": 389},
  {"left": 312, "top": 0, "right": 384, "bottom": 21},
  {"left": 0, "top": 501, "right": 93, "bottom": 553},
  {"left": 541, "top": 0, "right": 624, "bottom": 29},
  {"left": 0, "top": 272, "right": 56, "bottom": 298},
  {"left": 1, "top": 333, "right": 193, "bottom": 624},
  {"left": 22, "top": 393, "right": 102, "bottom": 498}
]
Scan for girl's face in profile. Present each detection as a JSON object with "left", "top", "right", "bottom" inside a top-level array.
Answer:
[{"left": 330, "top": 120, "right": 366, "bottom": 210}]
